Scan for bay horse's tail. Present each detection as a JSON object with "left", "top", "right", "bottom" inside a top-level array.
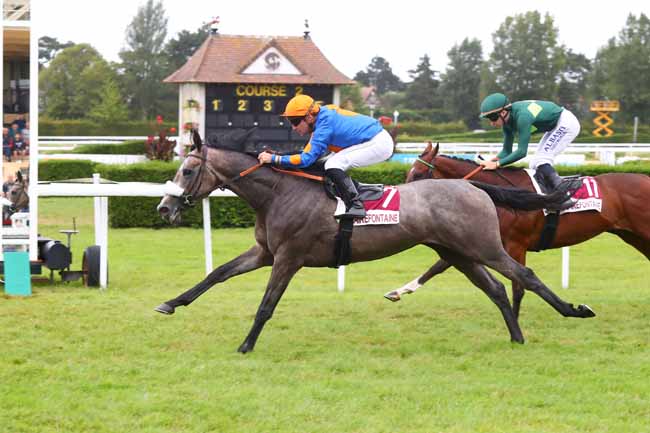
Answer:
[{"left": 470, "top": 181, "right": 573, "bottom": 211}]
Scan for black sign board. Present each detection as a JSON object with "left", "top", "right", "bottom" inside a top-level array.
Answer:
[{"left": 204, "top": 84, "right": 334, "bottom": 152}]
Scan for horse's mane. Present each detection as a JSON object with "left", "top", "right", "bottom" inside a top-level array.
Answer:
[{"left": 438, "top": 154, "right": 522, "bottom": 172}]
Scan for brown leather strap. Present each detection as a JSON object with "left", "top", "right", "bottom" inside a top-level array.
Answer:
[
  {"left": 271, "top": 167, "right": 324, "bottom": 182},
  {"left": 463, "top": 166, "right": 484, "bottom": 180}
]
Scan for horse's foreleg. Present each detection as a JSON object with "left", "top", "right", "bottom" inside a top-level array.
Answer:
[
  {"left": 238, "top": 257, "right": 302, "bottom": 354},
  {"left": 384, "top": 259, "right": 452, "bottom": 302},
  {"left": 155, "top": 244, "right": 273, "bottom": 315}
]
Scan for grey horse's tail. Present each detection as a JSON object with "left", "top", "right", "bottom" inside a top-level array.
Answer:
[{"left": 469, "top": 181, "right": 577, "bottom": 211}]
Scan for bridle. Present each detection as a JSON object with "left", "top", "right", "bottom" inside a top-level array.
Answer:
[{"left": 178, "top": 146, "right": 264, "bottom": 207}]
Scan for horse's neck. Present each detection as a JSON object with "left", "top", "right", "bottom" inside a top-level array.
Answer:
[
  {"left": 229, "top": 168, "right": 324, "bottom": 211},
  {"left": 437, "top": 158, "right": 530, "bottom": 187}
]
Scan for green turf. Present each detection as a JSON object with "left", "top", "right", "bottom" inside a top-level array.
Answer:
[{"left": 1, "top": 198, "right": 648, "bottom": 432}]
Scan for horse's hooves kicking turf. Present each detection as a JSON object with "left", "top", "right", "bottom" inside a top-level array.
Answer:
[
  {"left": 577, "top": 304, "right": 596, "bottom": 318},
  {"left": 383, "top": 291, "right": 401, "bottom": 302},
  {"left": 154, "top": 303, "right": 175, "bottom": 315}
]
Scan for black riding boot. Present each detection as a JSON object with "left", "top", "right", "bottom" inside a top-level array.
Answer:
[
  {"left": 535, "top": 163, "right": 563, "bottom": 190},
  {"left": 326, "top": 168, "right": 366, "bottom": 219}
]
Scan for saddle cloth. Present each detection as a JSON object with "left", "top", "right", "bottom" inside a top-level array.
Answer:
[
  {"left": 525, "top": 169, "right": 602, "bottom": 215},
  {"left": 334, "top": 186, "right": 400, "bottom": 226}
]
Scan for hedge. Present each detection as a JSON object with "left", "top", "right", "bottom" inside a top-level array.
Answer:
[
  {"left": 36, "top": 159, "right": 650, "bottom": 229},
  {"left": 40, "top": 118, "right": 177, "bottom": 136},
  {"left": 72, "top": 140, "right": 147, "bottom": 155}
]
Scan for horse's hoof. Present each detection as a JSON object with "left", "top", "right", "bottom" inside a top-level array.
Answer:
[
  {"left": 384, "top": 291, "right": 401, "bottom": 302},
  {"left": 154, "top": 303, "right": 175, "bottom": 315},
  {"left": 577, "top": 304, "right": 596, "bottom": 318},
  {"left": 511, "top": 337, "right": 525, "bottom": 344},
  {"left": 237, "top": 342, "right": 253, "bottom": 354}
]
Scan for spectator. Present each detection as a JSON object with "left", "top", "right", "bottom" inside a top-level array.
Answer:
[
  {"left": 9, "top": 123, "right": 20, "bottom": 140},
  {"left": 13, "top": 132, "right": 26, "bottom": 159},
  {"left": 3, "top": 127, "right": 14, "bottom": 162},
  {"left": 2, "top": 174, "right": 14, "bottom": 197},
  {"left": 22, "top": 121, "right": 30, "bottom": 146},
  {"left": 11, "top": 113, "right": 26, "bottom": 131}
]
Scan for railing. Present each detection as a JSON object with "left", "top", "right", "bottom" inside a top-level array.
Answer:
[
  {"left": 396, "top": 142, "right": 650, "bottom": 166},
  {"left": 36, "top": 137, "right": 650, "bottom": 165}
]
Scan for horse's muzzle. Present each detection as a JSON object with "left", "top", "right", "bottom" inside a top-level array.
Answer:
[{"left": 157, "top": 196, "right": 183, "bottom": 225}]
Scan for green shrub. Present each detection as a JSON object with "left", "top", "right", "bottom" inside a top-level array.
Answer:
[
  {"left": 40, "top": 118, "right": 177, "bottom": 136},
  {"left": 72, "top": 140, "right": 146, "bottom": 155}
]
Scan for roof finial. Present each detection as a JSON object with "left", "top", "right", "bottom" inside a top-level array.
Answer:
[
  {"left": 303, "top": 19, "right": 310, "bottom": 39},
  {"left": 210, "top": 16, "right": 220, "bottom": 35}
]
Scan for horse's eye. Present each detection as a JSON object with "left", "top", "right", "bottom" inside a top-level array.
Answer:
[{"left": 182, "top": 168, "right": 193, "bottom": 176}]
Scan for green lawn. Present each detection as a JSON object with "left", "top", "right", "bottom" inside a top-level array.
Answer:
[{"left": 1, "top": 198, "right": 649, "bottom": 432}]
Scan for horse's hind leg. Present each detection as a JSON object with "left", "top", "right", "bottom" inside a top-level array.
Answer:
[
  {"left": 613, "top": 231, "right": 650, "bottom": 260},
  {"left": 506, "top": 245, "right": 528, "bottom": 319},
  {"left": 446, "top": 257, "right": 524, "bottom": 343},
  {"left": 384, "top": 259, "right": 452, "bottom": 302},
  {"left": 155, "top": 244, "right": 273, "bottom": 314},
  {"left": 485, "top": 254, "right": 596, "bottom": 318}
]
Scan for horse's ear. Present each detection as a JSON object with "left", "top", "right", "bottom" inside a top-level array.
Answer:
[
  {"left": 433, "top": 143, "right": 440, "bottom": 157},
  {"left": 425, "top": 142, "right": 433, "bottom": 153},
  {"left": 16, "top": 170, "right": 23, "bottom": 183},
  {"left": 191, "top": 129, "right": 203, "bottom": 151}
]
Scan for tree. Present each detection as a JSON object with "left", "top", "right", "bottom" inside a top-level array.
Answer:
[
  {"left": 440, "top": 39, "right": 484, "bottom": 128},
  {"left": 353, "top": 56, "right": 404, "bottom": 94},
  {"left": 589, "top": 13, "right": 650, "bottom": 121},
  {"left": 119, "top": 0, "right": 171, "bottom": 119},
  {"left": 489, "top": 11, "right": 563, "bottom": 100},
  {"left": 39, "top": 36, "right": 74, "bottom": 68},
  {"left": 39, "top": 44, "right": 117, "bottom": 119},
  {"left": 88, "top": 79, "right": 130, "bottom": 124},
  {"left": 339, "top": 83, "right": 369, "bottom": 114},
  {"left": 164, "top": 24, "right": 210, "bottom": 71},
  {"left": 404, "top": 54, "right": 440, "bottom": 110},
  {"left": 557, "top": 49, "right": 591, "bottom": 115}
]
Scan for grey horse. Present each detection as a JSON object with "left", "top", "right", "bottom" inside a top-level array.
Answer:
[{"left": 155, "top": 131, "right": 594, "bottom": 353}]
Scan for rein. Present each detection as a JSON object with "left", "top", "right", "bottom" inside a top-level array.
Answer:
[
  {"left": 178, "top": 150, "right": 323, "bottom": 207},
  {"left": 271, "top": 167, "right": 324, "bottom": 182},
  {"left": 418, "top": 156, "right": 516, "bottom": 186}
]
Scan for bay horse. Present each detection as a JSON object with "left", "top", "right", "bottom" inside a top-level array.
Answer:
[
  {"left": 386, "top": 142, "right": 650, "bottom": 317},
  {"left": 155, "top": 130, "right": 594, "bottom": 353}
]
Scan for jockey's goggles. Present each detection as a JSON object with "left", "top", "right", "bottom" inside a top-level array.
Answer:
[
  {"left": 287, "top": 116, "right": 305, "bottom": 127},
  {"left": 485, "top": 112, "right": 501, "bottom": 121}
]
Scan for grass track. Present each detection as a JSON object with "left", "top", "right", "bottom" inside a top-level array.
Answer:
[{"left": 1, "top": 198, "right": 649, "bottom": 432}]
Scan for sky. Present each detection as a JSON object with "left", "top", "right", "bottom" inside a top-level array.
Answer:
[{"left": 34, "top": 0, "right": 648, "bottom": 81}]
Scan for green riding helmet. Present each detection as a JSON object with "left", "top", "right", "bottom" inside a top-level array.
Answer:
[{"left": 479, "top": 93, "right": 511, "bottom": 118}]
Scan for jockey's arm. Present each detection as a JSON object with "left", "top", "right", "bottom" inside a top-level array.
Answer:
[{"left": 498, "top": 119, "right": 530, "bottom": 166}]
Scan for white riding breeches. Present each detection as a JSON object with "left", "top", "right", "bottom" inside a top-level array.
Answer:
[
  {"left": 529, "top": 109, "right": 580, "bottom": 169},
  {"left": 324, "top": 129, "right": 394, "bottom": 171}
]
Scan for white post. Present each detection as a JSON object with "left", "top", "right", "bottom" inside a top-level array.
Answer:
[
  {"left": 93, "top": 174, "right": 102, "bottom": 243},
  {"left": 92, "top": 174, "right": 108, "bottom": 289},
  {"left": 393, "top": 110, "right": 400, "bottom": 125},
  {"left": 202, "top": 197, "right": 213, "bottom": 275},
  {"left": 99, "top": 196, "right": 108, "bottom": 289},
  {"left": 28, "top": 13, "right": 39, "bottom": 261},
  {"left": 337, "top": 266, "right": 345, "bottom": 292},
  {"left": 562, "top": 247, "right": 570, "bottom": 289},
  {"left": 633, "top": 116, "right": 639, "bottom": 143}
]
